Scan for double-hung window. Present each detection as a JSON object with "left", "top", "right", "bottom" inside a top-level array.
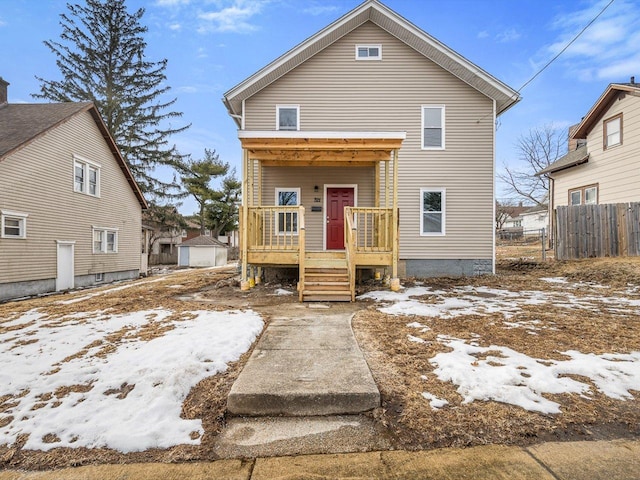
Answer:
[
  {"left": 276, "top": 105, "right": 299, "bottom": 131},
  {"left": 420, "top": 188, "right": 445, "bottom": 235},
  {"left": 603, "top": 114, "right": 622, "bottom": 149},
  {"left": 422, "top": 106, "right": 445, "bottom": 150},
  {"left": 74, "top": 156, "right": 100, "bottom": 196},
  {"left": 93, "top": 227, "right": 118, "bottom": 253},
  {"left": 355, "top": 44, "right": 382, "bottom": 60},
  {"left": 276, "top": 188, "right": 300, "bottom": 234},
  {"left": 1, "top": 210, "right": 28, "bottom": 239}
]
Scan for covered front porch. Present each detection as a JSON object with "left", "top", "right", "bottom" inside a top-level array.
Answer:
[{"left": 239, "top": 131, "right": 405, "bottom": 301}]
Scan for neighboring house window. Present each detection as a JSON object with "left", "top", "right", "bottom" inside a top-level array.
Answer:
[
  {"left": 513, "top": 220, "right": 522, "bottom": 227},
  {"left": 74, "top": 156, "right": 100, "bottom": 196},
  {"left": 276, "top": 188, "right": 300, "bottom": 234},
  {"left": 569, "top": 184, "right": 598, "bottom": 205},
  {"left": 422, "top": 106, "right": 445, "bottom": 150},
  {"left": 1, "top": 210, "right": 28, "bottom": 239},
  {"left": 276, "top": 105, "right": 299, "bottom": 131},
  {"left": 603, "top": 113, "right": 622, "bottom": 149},
  {"left": 93, "top": 227, "right": 118, "bottom": 253},
  {"left": 355, "top": 44, "right": 382, "bottom": 60},
  {"left": 420, "top": 188, "right": 445, "bottom": 235}
]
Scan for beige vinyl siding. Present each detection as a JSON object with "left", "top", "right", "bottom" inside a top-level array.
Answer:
[
  {"left": 260, "top": 166, "right": 374, "bottom": 250},
  {"left": 245, "top": 21, "right": 495, "bottom": 260},
  {"left": 0, "top": 111, "right": 142, "bottom": 284},
  {"left": 553, "top": 95, "right": 640, "bottom": 207}
]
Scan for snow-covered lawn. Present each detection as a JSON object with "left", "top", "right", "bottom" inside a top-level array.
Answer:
[
  {"left": 360, "top": 278, "right": 640, "bottom": 414},
  {"left": 0, "top": 307, "right": 263, "bottom": 452}
]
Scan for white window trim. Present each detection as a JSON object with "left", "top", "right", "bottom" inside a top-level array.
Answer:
[
  {"left": 276, "top": 105, "right": 300, "bottom": 131},
  {"left": 420, "top": 188, "right": 446, "bottom": 236},
  {"left": 355, "top": 44, "right": 382, "bottom": 60},
  {"left": 73, "top": 155, "right": 101, "bottom": 197},
  {"left": 421, "top": 105, "right": 446, "bottom": 150},
  {"left": 1, "top": 210, "right": 28, "bottom": 239},
  {"left": 275, "top": 187, "right": 300, "bottom": 235},
  {"left": 92, "top": 226, "right": 119, "bottom": 253}
]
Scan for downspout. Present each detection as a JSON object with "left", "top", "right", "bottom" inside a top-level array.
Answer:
[{"left": 492, "top": 99, "right": 496, "bottom": 275}]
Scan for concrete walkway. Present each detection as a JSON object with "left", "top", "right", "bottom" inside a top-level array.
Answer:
[
  {"left": 2, "top": 439, "right": 639, "bottom": 479},
  {"left": 226, "top": 306, "right": 380, "bottom": 416}
]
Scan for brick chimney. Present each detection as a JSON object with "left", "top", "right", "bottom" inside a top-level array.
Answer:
[{"left": 0, "top": 77, "right": 8, "bottom": 106}]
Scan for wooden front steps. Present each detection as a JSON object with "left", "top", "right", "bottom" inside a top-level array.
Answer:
[{"left": 301, "top": 252, "right": 352, "bottom": 302}]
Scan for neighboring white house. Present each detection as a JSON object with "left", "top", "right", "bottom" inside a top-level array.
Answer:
[
  {"left": 520, "top": 205, "right": 549, "bottom": 233},
  {"left": 0, "top": 77, "right": 147, "bottom": 302}
]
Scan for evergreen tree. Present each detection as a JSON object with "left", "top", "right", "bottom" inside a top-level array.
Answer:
[
  {"left": 180, "top": 149, "right": 229, "bottom": 234},
  {"left": 206, "top": 171, "right": 241, "bottom": 238},
  {"left": 35, "top": 0, "right": 189, "bottom": 197}
]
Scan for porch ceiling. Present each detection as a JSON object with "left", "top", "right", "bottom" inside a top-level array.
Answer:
[{"left": 239, "top": 131, "right": 405, "bottom": 166}]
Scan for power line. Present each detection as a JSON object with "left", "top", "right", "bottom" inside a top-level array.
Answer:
[{"left": 516, "top": 0, "right": 615, "bottom": 93}]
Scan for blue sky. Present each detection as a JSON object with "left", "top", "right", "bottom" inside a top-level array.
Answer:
[{"left": 2, "top": 0, "right": 640, "bottom": 214}]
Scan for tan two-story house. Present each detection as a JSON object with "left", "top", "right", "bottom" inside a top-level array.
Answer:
[
  {"left": 538, "top": 80, "right": 640, "bottom": 209},
  {"left": 0, "top": 78, "right": 147, "bottom": 302},
  {"left": 223, "top": 0, "right": 520, "bottom": 301}
]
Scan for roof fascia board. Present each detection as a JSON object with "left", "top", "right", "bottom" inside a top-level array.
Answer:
[
  {"left": 368, "top": 1, "right": 518, "bottom": 102},
  {"left": 572, "top": 84, "right": 640, "bottom": 139},
  {"left": 223, "top": 0, "right": 372, "bottom": 107}
]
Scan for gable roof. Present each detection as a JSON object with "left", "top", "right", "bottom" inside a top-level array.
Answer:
[
  {"left": 536, "top": 145, "right": 589, "bottom": 176},
  {"left": 571, "top": 82, "right": 640, "bottom": 139},
  {"left": 180, "top": 235, "right": 228, "bottom": 247},
  {"left": 223, "top": 0, "right": 519, "bottom": 124},
  {"left": 0, "top": 102, "right": 147, "bottom": 208}
]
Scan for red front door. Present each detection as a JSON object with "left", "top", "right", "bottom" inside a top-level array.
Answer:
[{"left": 326, "top": 187, "right": 355, "bottom": 250}]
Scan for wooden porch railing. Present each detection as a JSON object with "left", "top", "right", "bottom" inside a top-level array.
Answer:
[
  {"left": 344, "top": 207, "right": 394, "bottom": 252},
  {"left": 344, "top": 209, "right": 357, "bottom": 302},
  {"left": 247, "top": 205, "right": 304, "bottom": 251}
]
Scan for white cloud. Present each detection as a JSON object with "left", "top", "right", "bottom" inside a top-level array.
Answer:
[
  {"left": 0, "top": 17, "right": 6, "bottom": 27},
  {"left": 155, "top": 0, "right": 190, "bottom": 6},
  {"left": 496, "top": 28, "right": 521, "bottom": 43},
  {"left": 198, "top": 0, "right": 270, "bottom": 34},
  {"left": 477, "top": 30, "right": 489, "bottom": 39},
  {"left": 169, "top": 23, "right": 182, "bottom": 30},
  {"left": 542, "top": 0, "right": 640, "bottom": 82},
  {"left": 303, "top": 4, "right": 340, "bottom": 16}
]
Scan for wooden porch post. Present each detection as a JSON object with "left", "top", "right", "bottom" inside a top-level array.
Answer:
[
  {"left": 374, "top": 162, "right": 380, "bottom": 208},
  {"left": 256, "top": 160, "right": 263, "bottom": 284},
  {"left": 240, "top": 149, "right": 250, "bottom": 290},
  {"left": 390, "top": 148, "right": 401, "bottom": 291}
]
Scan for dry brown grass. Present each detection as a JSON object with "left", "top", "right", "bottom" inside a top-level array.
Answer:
[
  {"left": 1, "top": 255, "right": 639, "bottom": 469},
  {"left": 354, "top": 253, "right": 640, "bottom": 450}
]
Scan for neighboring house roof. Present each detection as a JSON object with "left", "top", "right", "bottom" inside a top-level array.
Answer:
[
  {"left": 223, "top": 0, "right": 520, "bottom": 124},
  {"left": 521, "top": 204, "right": 548, "bottom": 215},
  {"left": 0, "top": 102, "right": 147, "bottom": 208},
  {"left": 571, "top": 82, "right": 640, "bottom": 139},
  {"left": 536, "top": 145, "right": 589, "bottom": 176},
  {"left": 180, "top": 235, "right": 228, "bottom": 248}
]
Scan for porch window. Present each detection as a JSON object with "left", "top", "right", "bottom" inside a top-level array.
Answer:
[
  {"left": 1, "top": 210, "right": 28, "bottom": 239},
  {"left": 276, "top": 105, "right": 299, "bottom": 131},
  {"left": 276, "top": 188, "right": 300, "bottom": 234},
  {"left": 420, "top": 188, "right": 445, "bottom": 235},
  {"left": 603, "top": 113, "right": 622, "bottom": 149},
  {"left": 422, "top": 106, "right": 445, "bottom": 150},
  {"left": 356, "top": 44, "right": 382, "bottom": 60}
]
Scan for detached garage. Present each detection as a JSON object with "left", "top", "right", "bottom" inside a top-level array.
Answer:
[{"left": 178, "top": 235, "right": 228, "bottom": 267}]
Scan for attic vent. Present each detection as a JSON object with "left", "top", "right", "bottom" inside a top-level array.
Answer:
[{"left": 356, "top": 44, "right": 382, "bottom": 60}]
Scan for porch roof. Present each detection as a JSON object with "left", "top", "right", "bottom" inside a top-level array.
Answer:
[{"left": 239, "top": 130, "right": 405, "bottom": 166}]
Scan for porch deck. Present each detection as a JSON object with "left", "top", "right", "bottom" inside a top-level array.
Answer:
[{"left": 242, "top": 206, "right": 397, "bottom": 301}]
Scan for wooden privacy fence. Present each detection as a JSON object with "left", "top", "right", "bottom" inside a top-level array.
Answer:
[{"left": 555, "top": 203, "right": 640, "bottom": 260}]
